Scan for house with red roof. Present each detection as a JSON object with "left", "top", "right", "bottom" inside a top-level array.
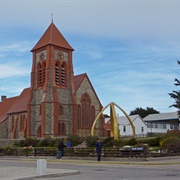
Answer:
[{"left": 0, "top": 22, "right": 104, "bottom": 140}]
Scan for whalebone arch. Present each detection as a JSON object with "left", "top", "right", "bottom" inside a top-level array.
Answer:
[{"left": 91, "top": 102, "right": 136, "bottom": 139}]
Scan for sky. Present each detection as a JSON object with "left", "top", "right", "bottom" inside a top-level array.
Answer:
[{"left": 0, "top": 0, "right": 180, "bottom": 115}]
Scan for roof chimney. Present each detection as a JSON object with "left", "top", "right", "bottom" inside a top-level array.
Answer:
[{"left": 1, "top": 95, "right": 6, "bottom": 102}]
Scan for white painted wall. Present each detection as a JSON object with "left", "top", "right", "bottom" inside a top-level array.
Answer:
[
  {"left": 105, "top": 112, "right": 179, "bottom": 137},
  {"left": 147, "top": 124, "right": 179, "bottom": 134},
  {"left": 118, "top": 115, "right": 147, "bottom": 137}
]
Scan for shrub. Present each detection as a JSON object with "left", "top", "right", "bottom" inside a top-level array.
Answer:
[
  {"left": 127, "top": 138, "right": 137, "bottom": 146},
  {"left": 66, "top": 134, "right": 81, "bottom": 146},
  {"left": 102, "top": 137, "right": 114, "bottom": 147},
  {"left": 14, "top": 137, "right": 40, "bottom": 147},
  {"left": 110, "top": 139, "right": 124, "bottom": 147},
  {"left": 38, "top": 136, "right": 52, "bottom": 147},
  {"left": 160, "top": 136, "right": 180, "bottom": 151},
  {"left": 148, "top": 137, "right": 161, "bottom": 146},
  {"left": 137, "top": 138, "right": 149, "bottom": 145},
  {"left": 85, "top": 135, "right": 98, "bottom": 147}
]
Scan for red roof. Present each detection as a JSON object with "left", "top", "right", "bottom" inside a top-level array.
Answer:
[
  {"left": 74, "top": 73, "right": 87, "bottom": 91},
  {"left": 0, "top": 96, "right": 18, "bottom": 124},
  {"left": 7, "top": 88, "right": 30, "bottom": 114},
  {"left": 31, "top": 22, "right": 74, "bottom": 51}
]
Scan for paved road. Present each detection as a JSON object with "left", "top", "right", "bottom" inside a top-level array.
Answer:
[
  {"left": 39, "top": 159, "right": 180, "bottom": 180},
  {"left": 0, "top": 156, "right": 180, "bottom": 180}
]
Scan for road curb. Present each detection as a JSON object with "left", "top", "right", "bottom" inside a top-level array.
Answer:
[{"left": 15, "top": 170, "right": 80, "bottom": 180}]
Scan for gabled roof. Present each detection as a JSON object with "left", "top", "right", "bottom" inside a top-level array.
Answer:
[
  {"left": 7, "top": 88, "right": 30, "bottom": 114},
  {"left": 0, "top": 96, "right": 18, "bottom": 124},
  {"left": 31, "top": 22, "right": 74, "bottom": 51},
  {"left": 143, "top": 112, "right": 179, "bottom": 122},
  {"left": 74, "top": 73, "right": 102, "bottom": 107},
  {"left": 117, "top": 114, "right": 140, "bottom": 125},
  {"left": 74, "top": 73, "right": 87, "bottom": 91},
  {"left": 105, "top": 114, "right": 142, "bottom": 125}
]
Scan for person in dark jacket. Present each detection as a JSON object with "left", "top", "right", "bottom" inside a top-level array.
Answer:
[
  {"left": 56, "top": 140, "right": 66, "bottom": 159},
  {"left": 95, "top": 139, "right": 103, "bottom": 161}
]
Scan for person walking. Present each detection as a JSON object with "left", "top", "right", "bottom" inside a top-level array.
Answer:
[
  {"left": 95, "top": 139, "right": 103, "bottom": 161},
  {"left": 56, "top": 139, "right": 66, "bottom": 159}
]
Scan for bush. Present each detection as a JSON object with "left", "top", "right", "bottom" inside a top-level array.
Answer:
[
  {"left": 160, "top": 136, "right": 180, "bottom": 151},
  {"left": 137, "top": 138, "right": 149, "bottom": 145},
  {"left": 85, "top": 135, "right": 98, "bottom": 147},
  {"left": 37, "top": 136, "right": 53, "bottom": 147},
  {"left": 127, "top": 138, "right": 137, "bottom": 146},
  {"left": 14, "top": 137, "right": 40, "bottom": 147},
  {"left": 111, "top": 139, "right": 124, "bottom": 147},
  {"left": 148, "top": 137, "right": 161, "bottom": 146},
  {"left": 66, "top": 134, "right": 81, "bottom": 146},
  {"left": 102, "top": 137, "right": 114, "bottom": 147}
]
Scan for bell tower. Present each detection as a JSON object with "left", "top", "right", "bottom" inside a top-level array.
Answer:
[{"left": 27, "top": 22, "right": 76, "bottom": 138}]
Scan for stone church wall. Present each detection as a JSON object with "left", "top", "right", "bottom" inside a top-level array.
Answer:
[
  {"left": 76, "top": 77, "right": 103, "bottom": 137},
  {"left": 0, "top": 119, "right": 8, "bottom": 139}
]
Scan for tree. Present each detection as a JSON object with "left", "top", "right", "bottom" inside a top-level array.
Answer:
[
  {"left": 129, "top": 107, "right": 160, "bottom": 118},
  {"left": 169, "top": 61, "right": 180, "bottom": 115}
]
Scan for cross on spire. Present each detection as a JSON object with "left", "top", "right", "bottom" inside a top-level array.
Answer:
[{"left": 51, "top": 13, "right": 53, "bottom": 23}]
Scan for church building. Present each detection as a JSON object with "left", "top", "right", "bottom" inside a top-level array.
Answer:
[{"left": 0, "top": 22, "right": 104, "bottom": 140}]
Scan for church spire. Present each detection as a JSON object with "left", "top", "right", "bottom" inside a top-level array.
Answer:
[{"left": 31, "top": 22, "right": 74, "bottom": 52}]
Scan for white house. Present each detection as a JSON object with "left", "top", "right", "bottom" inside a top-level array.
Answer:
[
  {"left": 143, "top": 112, "right": 179, "bottom": 134},
  {"left": 105, "top": 114, "right": 147, "bottom": 138}
]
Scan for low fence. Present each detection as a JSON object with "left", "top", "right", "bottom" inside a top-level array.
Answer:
[{"left": 0, "top": 147, "right": 180, "bottom": 158}]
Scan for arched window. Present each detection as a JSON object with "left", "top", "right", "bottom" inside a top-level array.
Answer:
[
  {"left": 91, "top": 106, "right": 95, "bottom": 126},
  {"left": 59, "top": 104, "right": 64, "bottom": 115},
  {"left": 39, "top": 105, "right": 41, "bottom": 115},
  {"left": 86, "top": 99, "right": 90, "bottom": 127},
  {"left": 42, "top": 62, "right": 46, "bottom": 86},
  {"left": 37, "top": 63, "right": 42, "bottom": 87},
  {"left": 62, "top": 123, "right": 66, "bottom": 135},
  {"left": 82, "top": 99, "right": 86, "bottom": 127},
  {"left": 58, "top": 123, "right": 61, "bottom": 134},
  {"left": 55, "top": 61, "right": 67, "bottom": 88},
  {"left": 77, "top": 105, "right": 81, "bottom": 127},
  {"left": 37, "top": 62, "right": 46, "bottom": 87},
  {"left": 61, "top": 62, "right": 67, "bottom": 87},
  {"left": 81, "top": 93, "right": 91, "bottom": 128},
  {"left": 58, "top": 122, "right": 66, "bottom": 135},
  {"left": 5, "top": 127, "right": 8, "bottom": 139},
  {"left": 55, "top": 61, "right": 60, "bottom": 86},
  {"left": 37, "top": 125, "right": 41, "bottom": 138},
  {"left": 20, "top": 115, "right": 24, "bottom": 132},
  {"left": 11, "top": 116, "right": 14, "bottom": 131},
  {"left": 23, "top": 114, "right": 27, "bottom": 138}
]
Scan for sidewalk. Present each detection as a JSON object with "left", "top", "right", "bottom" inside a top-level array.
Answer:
[
  {"left": 0, "top": 157, "right": 80, "bottom": 180},
  {"left": 0, "top": 166, "right": 79, "bottom": 180},
  {"left": 0, "top": 156, "right": 180, "bottom": 179}
]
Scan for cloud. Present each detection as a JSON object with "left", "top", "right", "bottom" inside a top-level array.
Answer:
[
  {"left": 0, "top": 62, "right": 30, "bottom": 79},
  {"left": 75, "top": 42, "right": 104, "bottom": 60},
  {"left": 0, "top": 40, "right": 32, "bottom": 80},
  {"left": 0, "top": 41, "right": 32, "bottom": 55},
  {"left": 0, "top": 82, "right": 29, "bottom": 97},
  {"left": 1, "top": 1, "right": 180, "bottom": 40},
  {"left": 0, "top": 0, "right": 179, "bottom": 115}
]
